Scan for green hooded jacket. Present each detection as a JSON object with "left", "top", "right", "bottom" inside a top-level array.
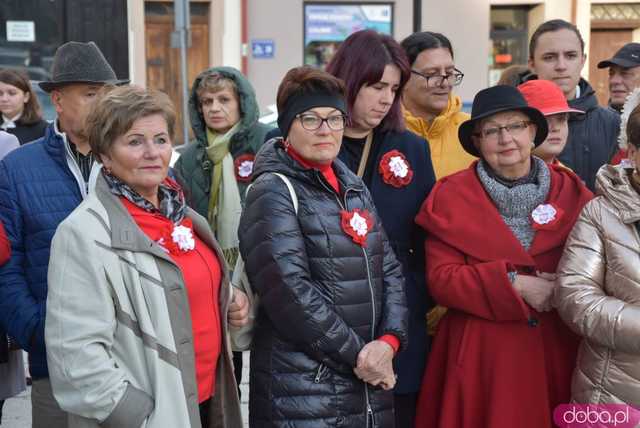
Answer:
[{"left": 174, "top": 66, "right": 273, "bottom": 218}]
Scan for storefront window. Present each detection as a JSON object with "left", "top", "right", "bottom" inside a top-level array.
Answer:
[
  {"left": 489, "top": 6, "right": 530, "bottom": 85},
  {"left": 0, "top": 1, "right": 64, "bottom": 81},
  {"left": 304, "top": 3, "right": 393, "bottom": 68}
]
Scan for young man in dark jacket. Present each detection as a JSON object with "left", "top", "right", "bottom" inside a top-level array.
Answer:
[
  {"left": 528, "top": 19, "right": 620, "bottom": 191},
  {"left": 0, "top": 42, "right": 127, "bottom": 428}
]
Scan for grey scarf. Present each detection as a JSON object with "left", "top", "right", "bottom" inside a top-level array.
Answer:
[{"left": 476, "top": 157, "right": 550, "bottom": 250}]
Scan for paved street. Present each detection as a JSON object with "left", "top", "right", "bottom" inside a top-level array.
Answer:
[{"left": 2, "top": 353, "right": 251, "bottom": 427}]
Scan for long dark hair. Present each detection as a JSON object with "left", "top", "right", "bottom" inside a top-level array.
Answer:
[
  {"left": 326, "top": 30, "right": 410, "bottom": 133},
  {"left": 0, "top": 69, "right": 43, "bottom": 124}
]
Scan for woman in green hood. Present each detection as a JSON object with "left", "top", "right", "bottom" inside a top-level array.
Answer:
[{"left": 174, "top": 66, "right": 273, "bottom": 391}]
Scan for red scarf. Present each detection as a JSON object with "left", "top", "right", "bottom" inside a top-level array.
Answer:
[{"left": 286, "top": 145, "right": 340, "bottom": 193}]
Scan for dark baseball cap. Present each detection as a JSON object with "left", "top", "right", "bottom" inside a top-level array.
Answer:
[{"left": 598, "top": 43, "right": 640, "bottom": 69}]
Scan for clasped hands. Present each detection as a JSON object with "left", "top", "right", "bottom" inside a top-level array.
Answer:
[
  {"left": 353, "top": 340, "right": 396, "bottom": 391},
  {"left": 513, "top": 271, "right": 557, "bottom": 312}
]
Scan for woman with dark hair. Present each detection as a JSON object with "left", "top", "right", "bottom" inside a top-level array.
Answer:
[
  {"left": 400, "top": 31, "right": 475, "bottom": 180},
  {"left": 240, "top": 65, "right": 408, "bottom": 427},
  {"left": 414, "top": 85, "right": 592, "bottom": 428},
  {"left": 326, "top": 29, "right": 436, "bottom": 427},
  {"left": 399, "top": 31, "right": 475, "bottom": 354},
  {"left": 0, "top": 69, "right": 48, "bottom": 144}
]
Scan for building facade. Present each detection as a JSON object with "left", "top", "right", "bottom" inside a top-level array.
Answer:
[{"left": 2, "top": 0, "right": 640, "bottom": 138}]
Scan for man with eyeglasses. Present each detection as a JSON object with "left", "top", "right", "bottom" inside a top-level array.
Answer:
[{"left": 400, "top": 31, "right": 476, "bottom": 180}]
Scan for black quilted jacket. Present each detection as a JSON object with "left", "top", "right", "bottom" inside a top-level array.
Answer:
[{"left": 239, "top": 139, "right": 408, "bottom": 427}]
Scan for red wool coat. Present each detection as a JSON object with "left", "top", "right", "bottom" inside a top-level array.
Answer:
[{"left": 414, "top": 162, "right": 592, "bottom": 428}]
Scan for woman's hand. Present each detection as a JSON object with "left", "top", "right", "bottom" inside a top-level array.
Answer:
[
  {"left": 228, "top": 289, "right": 250, "bottom": 327},
  {"left": 512, "top": 273, "right": 556, "bottom": 312},
  {"left": 353, "top": 340, "right": 395, "bottom": 388}
]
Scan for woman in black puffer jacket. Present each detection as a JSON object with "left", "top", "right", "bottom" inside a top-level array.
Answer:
[{"left": 239, "top": 67, "right": 408, "bottom": 427}]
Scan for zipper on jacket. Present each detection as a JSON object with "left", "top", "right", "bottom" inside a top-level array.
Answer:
[
  {"left": 56, "top": 123, "right": 94, "bottom": 199},
  {"left": 362, "top": 244, "right": 377, "bottom": 428},
  {"left": 316, "top": 173, "right": 377, "bottom": 428},
  {"left": 314, "top": 363, "right": 327, "bottom": 384}
]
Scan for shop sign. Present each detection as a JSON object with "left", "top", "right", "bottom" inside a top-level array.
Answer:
[
  {"left": 6, "top": 21, "right": 35, "bottom": 42},
  {"left": 252, "top": 39, "right": 275, "bottom": 59}
]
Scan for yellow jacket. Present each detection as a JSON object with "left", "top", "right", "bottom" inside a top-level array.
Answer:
[{"left": 404, "top": 95, "right": 476, "bottom": 180}]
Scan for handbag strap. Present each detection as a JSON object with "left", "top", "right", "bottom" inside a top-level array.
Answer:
[
  {"left": 232, "top": 173, "right": 298, "bottom": 285},
  {"left": 271, "top": 172, "right": 298, "bottom": 214},
  {"left": 356, "top": 133, "right": 374, "bottom": 178}
]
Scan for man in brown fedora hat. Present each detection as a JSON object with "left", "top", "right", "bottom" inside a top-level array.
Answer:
[{"left": 0, "top": 41, "right": 127, "bottom": 428}]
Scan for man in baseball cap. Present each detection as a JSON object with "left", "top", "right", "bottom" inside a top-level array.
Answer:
[{"left": 598, "top": 42, "right": 640, "bottom": 112}]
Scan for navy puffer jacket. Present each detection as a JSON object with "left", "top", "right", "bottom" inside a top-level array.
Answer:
[
  {"left": 0, "top": 124, "right": 85, "bottom": 379},
  {"left": 239, "top": 139, "right": 408, "bottom": 427}
]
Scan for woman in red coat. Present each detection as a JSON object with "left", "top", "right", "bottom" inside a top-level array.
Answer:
[{"left": 414, "top": 85, "right": 592, "bottom": 428}]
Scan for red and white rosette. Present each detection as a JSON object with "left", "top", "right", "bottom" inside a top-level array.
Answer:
[
  {"left": 158, "top": 218, "right": 196, "bottom": 254},
  {"left": 340, "top": 209, "right": 374, "bottom": 247},
  {"left": 379, "top": 150, "right": 413, "bottom": 188},
  {"left": 234, "top": 154, "right": 255, "bottom": 183},
  {"left": 531, "top": 203, "right": 564, "bottom": 230}
]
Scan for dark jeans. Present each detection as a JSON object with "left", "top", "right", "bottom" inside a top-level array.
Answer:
[
  {"left": 394, "top": 392, "right": 418, "bottom": 428},
  {"left": 0, "top": 399, "right": 4, "bottom": 425},
  {"left": 233, "top": 351, "right": 243, "bottom": 397}
]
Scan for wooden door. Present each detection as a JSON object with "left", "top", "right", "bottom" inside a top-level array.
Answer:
[
  {"left": 589, "top": 29, "right": 632, "bottom": 107},
  {"left": 145, "top": 2, "right": 210, "bottom": 145}
]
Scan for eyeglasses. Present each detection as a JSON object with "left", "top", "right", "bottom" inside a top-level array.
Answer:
[
  {"left": 296, "top": 113, "right": 347, "bottom": 131},
  {"left": 411, "top": 68, "right": 464, "bottom": 87},
  {"left": 474, "top": 121, "right": 532, "bottom": 141}
]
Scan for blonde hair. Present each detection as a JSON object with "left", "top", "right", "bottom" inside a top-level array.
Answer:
[{"left": 196, "top": 73, "right": 238, "bottom": 101}]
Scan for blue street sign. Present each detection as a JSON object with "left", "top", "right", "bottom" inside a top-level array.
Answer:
[{"left": 252, "top": 39, "right": 275, "bottom": 59}]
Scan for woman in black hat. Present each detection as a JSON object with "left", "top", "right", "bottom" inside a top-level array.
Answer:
[{"left": 413, "top": 85, "right": 593, "bottom": 428}]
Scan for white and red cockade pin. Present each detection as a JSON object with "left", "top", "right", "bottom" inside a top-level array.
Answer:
[
  {"left": 158, "top": 218, "right": 195, "bottom": 254},
  {"left": 531, "top": 203, "right": 564, "bottom": 230},
  {"left": 234, "top": 154, "right": 255, "bottom": 182},
  {"left": 379, "top": 150, "right": 413, "bottom": 188},
  {"left": 340, "top": 209, "right": 374, "bottom": 247}
]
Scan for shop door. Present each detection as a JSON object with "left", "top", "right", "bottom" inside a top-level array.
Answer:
[
  {"left": 145, "top": 2, "right": 210, "bottom": 145},
  {"left": 589, "top": 29, "right": 632, "bottom": 107}
]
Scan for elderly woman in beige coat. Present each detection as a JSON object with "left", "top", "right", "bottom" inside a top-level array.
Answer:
[
  {"left": 45, "top": 86, "right": 248, "bottom": 428},
  {"left": 556, "top": 99, "right": 640, "bottom": 407}
]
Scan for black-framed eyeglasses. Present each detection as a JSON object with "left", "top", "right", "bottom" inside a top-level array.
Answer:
[
  {"left": 296, "top": 113, "right": 347, "bottom": 131},
  {"left": 473, "top": 121, "right": 532, "bottom": 141},
  {"left": 411, "top": 68, "right": 464, "bottom": 87}
]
